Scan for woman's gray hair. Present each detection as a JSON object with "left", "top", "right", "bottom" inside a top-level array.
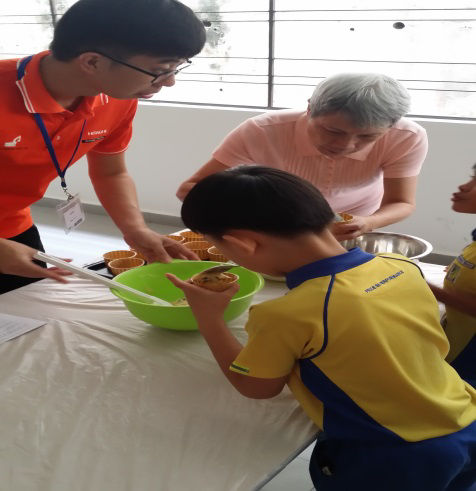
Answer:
[{"left": 308, "top": 73, "right": 411, "bottom": 128}]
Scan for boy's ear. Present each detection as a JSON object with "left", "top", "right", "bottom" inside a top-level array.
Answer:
[{"left": 221, "top": 232, "right": 257, "bottom": 255}]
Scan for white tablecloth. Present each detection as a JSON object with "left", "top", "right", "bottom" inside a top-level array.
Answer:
[
  {"left": 0, "top": 261, "right": 446, "bottom": 491},
  {"left": 0, "top": 276, "right": 316, "bottom": 491}
]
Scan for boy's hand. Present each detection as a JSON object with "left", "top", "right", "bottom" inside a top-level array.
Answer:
[{"left": 166, "top": 273, "right": 239, "bottom": 323}]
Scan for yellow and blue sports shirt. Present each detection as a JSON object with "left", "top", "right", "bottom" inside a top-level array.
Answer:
[
  {"left": 231, "top": 248, "right": 476, "bottom": 443},
  {"left": 443, "top": 229, "right": 476, "bottom": 384}
]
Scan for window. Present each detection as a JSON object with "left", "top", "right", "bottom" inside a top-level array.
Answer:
[
  {"left": 159, "top": 0, "right": 271, "bottom": 107},
  {"left": 0, "top": 1, "right": 54, "bottom": 58},
  {"left": 1, "top": 0, "right": 475, "bottom": 119},
  {"left": 271, "top": 0, "right": 476, "bottom": 120}
]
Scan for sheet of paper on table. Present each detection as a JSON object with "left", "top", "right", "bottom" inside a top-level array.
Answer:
[{"left": 0, "top": 313, "right": 46, "bottom": 344}]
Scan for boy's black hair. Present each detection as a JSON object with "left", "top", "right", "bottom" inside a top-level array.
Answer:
[
  {"left": 181, "top": 166, "right": 335, "bottom": 237},
  {"left": 50, "top": 0, "right": 206, "bottom": 61}
]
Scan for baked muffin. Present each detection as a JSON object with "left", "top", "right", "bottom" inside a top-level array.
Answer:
[{"left": 191, "top": 271, "right": 238, "bottom": 292}]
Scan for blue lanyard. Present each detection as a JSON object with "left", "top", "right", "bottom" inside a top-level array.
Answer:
[{"left": 17, "top": 56, "right": 86, "bottom": 199}]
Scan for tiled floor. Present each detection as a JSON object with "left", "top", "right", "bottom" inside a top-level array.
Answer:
[
  {"left": 260, "top": 444, "right": 315, "bottom": 491},
  {"left": 31, "top": 203, "right": 316, "bottom": 491}
]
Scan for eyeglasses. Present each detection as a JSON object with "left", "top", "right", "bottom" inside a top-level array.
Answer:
[{"left": 95, "top": 50, "right": 191, "bottom": 84}]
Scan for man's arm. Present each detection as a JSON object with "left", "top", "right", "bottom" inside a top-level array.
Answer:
[
  {"left": 176, "top": 158, "right": 229, "bottom": 201},
  {"left": 333, "top": 176, "right": 418, "bottom": 240},
  {"left": 87, "top": 151, "right": 146, "bottom": 234},
  {"left": 87, "top": 152, "right": 197, "bottom": 262},
  {"left": 428, "top": 283, "right": 476, "bottom": 317}
]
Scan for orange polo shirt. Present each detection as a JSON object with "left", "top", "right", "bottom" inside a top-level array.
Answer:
[{"left": 0, "top": 51, "right": 138, "bottom": 238}]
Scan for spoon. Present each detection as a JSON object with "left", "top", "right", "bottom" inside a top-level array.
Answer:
[
  {"left": 34, "top": 251, "right": 173, "bottom": 306},
  {"left": 197, "top": 264, "right": 234, "bottom": 275}
]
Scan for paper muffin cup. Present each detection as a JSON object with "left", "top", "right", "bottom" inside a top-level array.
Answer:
[
  {"left": 129, "top": 249, "right": 147, "bottom": 263},
  {"left": 108, "top": 257, "right": 145, "bottom": 276},
  {"left": 336, "top": 212, "right": 353, "bottom": 222},
  {"left": 191, "top": 272, "right": 238, "bottom": 292},
  {"left": 165, "top": 234, "right": 185, "bottom": 244},
  {"left": 207, "top": 246, "right": 229, "bottom": 263},
  {"left": 179, "top": 230, "right": 204, "bottom": 242},
  {"left": 103, "top": 249, "right": 137, "bottom": 265},
  {"left": 184, "top": 240, "right": 212, "bottom": 260}
]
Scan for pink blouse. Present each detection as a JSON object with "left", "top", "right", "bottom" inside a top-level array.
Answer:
[{"left": 212, "top": 110, "right": 428, "bottom": 215}]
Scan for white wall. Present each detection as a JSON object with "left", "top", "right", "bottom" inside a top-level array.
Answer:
[{"left": 44, "top": 102, "right": 476, "bottom": 256}]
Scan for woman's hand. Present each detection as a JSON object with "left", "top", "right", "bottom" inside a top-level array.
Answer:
[{"left": 332, "top": 215, "right": 373, "bottom": 241}]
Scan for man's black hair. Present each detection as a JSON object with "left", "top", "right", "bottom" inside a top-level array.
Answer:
[
  {"left": 181, "top": 166, "right": 335, "bottom": 237},
  {"left": 50, "top": 0, "right": 206, "bottom": 61}
]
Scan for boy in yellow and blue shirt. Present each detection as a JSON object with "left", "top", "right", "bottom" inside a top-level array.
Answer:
[
  {"left": 429, "top": 163, "right": 476, "bottom": 387},
  {"left": 167, "top": 166, "right": 476, "bottom": 490}
]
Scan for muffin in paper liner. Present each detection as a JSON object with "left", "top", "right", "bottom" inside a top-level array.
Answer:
[
  {"left": 129, "top": 249, "right": 147, "bottom": 262},
  {"left": 184, "top": 240, "right": 212, "bottom": 260},
  {"left": 103, "top": 249, "right": 136, "bottom": 266},
  {"left": 191, "top": 272, "right": 238, "bottom": 292},
  {"left": 207, "top": 246, "right": 229, "bottom": 263},
  {"left": 108, "top": 257, "right": 145, "bottom": 276}
]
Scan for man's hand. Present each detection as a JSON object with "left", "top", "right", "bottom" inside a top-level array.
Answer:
[
  {"left": 331, "top": 215, "right": 373, "bottom": 241},
  {"left": 0, "top": 239, "right": 71, "bottom": 282},
  {"left": 124, "top": 228, "right": 199, "bottom": 263},
  {"left": 166, "top": 273, "right": 239, "bottom": 325}
]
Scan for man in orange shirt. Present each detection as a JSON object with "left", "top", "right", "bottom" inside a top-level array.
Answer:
[{"left": 0, "top": 0, "right": 205, "bottom": 293}]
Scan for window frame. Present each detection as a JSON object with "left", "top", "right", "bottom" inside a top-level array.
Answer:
[{"left": 11, "top": 0, "right": 476, "bottom": 121}]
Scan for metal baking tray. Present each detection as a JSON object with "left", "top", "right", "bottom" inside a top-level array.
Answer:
[{"left": 83, "top": 259, "right": 113, "bottom": 279}]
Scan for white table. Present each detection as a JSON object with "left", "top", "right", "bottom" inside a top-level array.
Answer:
[
  {"left": 0, "top": 261, "right": 446, "bottom": 491},
  {"left": 0, "top": 275, "right": 317, "bottom": 491}
]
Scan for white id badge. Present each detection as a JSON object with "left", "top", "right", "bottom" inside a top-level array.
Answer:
[{"left": 56, "top": 194, "right": 86, "bottom": 234}]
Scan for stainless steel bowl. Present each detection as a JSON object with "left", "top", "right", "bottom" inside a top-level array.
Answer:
[{"left": 340, "top": 232, "right": 433, "bottom": 260}]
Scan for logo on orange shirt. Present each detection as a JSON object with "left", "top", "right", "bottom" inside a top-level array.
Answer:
[
  {"left": 82, "top": 129, "right": 108, "bottom": 143},
  {"left": 4, "top": 135, "right": 22, "bottom": 148}
]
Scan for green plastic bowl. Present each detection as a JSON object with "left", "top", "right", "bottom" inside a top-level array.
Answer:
[{"left": 110, "top": 260, "right": 264, "bottom": 330}]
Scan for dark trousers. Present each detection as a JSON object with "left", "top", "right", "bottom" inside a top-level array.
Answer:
[
  {"left": 0, "top": 225, "right": 46, "bottom": 294},
  {"left": 309, "top": 427, "right": 476, "bottom": 491}
]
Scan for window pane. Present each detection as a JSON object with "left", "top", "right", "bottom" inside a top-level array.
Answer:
[
  {"left": 156, "top": 57, "right": 269, "bottom": 107},
  {"left": 155, "top": 0, "right": 270, "bottom": 107},
  {"left": 273, "top": 3, "right": 476, "bottom": 118},
  {"left": 0, "top": 0, "right": 51, "bottom": 15},
  {"left": 275, "top": 0, "right": 475, "bottom": 10},
  {"left": 0, "top": 1, "right": 53, "bottom": 58}
]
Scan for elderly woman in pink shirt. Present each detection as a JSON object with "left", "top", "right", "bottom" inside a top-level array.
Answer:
[{"left": 177, "top": 73, "right": 428, "bottom": 240}]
